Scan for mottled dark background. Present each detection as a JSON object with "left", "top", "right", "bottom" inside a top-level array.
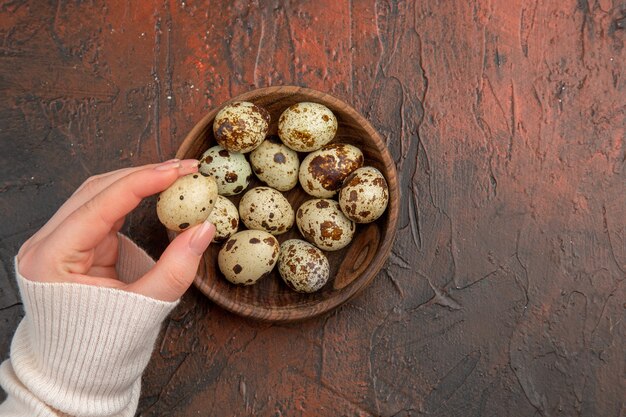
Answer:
[{"left": 1, "top": 1, "right": 624, "bottom": 416}]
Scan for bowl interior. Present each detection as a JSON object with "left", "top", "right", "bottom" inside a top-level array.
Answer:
[{"left": 175, "top": 86, "right": 398, "bottom": 322}]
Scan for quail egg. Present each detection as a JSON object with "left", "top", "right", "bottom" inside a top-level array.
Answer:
[
  {"left": 213, "top": 101, "right": 270, "bottom": 153},
  {"left": 199, "top": 145, "right": 252, "bottom": 196},
  {"left": 157, "top": 173, "right": 218, "bottom": 232},
  {"left": 296, "top": 199, "right": 355, "bottom": 251},
  {"left": 207, "top": 195, "right": 239, "bottom": 242},
  {"left": 299, "top": 143, "right": 364, "bottom": 198},
  {"left": 249, "top": 136, "right": 300, "bottom": 191},
  {"left": 218, "top": 230, "right": 280, "bottom": 285},
  {"left": 339, "top": 166, "right": 389, "bottom": 223},
  {"left": 239, "top": 187, "right": 294, "bottom": 235},
  {"left": 278, "top": 102, "right": 337, "bottom": 152},
  {"left": 278, "top": 239, "right": 330, "bottom": 293}
]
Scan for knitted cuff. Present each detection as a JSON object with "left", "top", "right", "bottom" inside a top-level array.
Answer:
[{"left": 4, "top": 235, "right": 177, "bottom": 417}]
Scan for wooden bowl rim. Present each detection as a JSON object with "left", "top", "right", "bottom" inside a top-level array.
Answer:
[{"left": 175, "top": 85, "right": 399, "bottom": 322}]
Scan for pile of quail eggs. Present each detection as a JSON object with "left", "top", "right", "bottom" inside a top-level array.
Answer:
[{"left": 156, "top": 101, "right": 389, "bottom": 293}]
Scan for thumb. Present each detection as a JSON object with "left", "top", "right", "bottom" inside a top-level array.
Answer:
[{"left": 129, "top": 221, "right": 216, "bottom": 302}]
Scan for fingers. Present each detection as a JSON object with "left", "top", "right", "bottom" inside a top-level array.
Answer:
[
  {"left": 128, "top": 221, "right": 215, "bottom": 302},
  {"left": 50, "top": 159, "right": 199, "bottom": 252},
  {"left": 73, "top": 159, "right": 198, "bottom": 200},
  {"left": 71, "top": 166, "right": 150, "bottom": 197},
  {"left": 23, "top": 160, "right": 197, "bottom": 251},
  {"left": 24, "top": 166, "right": 146, "bottom": 248}
]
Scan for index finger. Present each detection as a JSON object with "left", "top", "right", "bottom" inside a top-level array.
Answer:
[
  {"left": 36, "top": 160, "right": 200, "bottom": 239},
  {"left": 50, "top": 160, "right": 199, "bottom": 252},
  {"left": 25, "top": 165, "right": 154, "bottom": 249}
]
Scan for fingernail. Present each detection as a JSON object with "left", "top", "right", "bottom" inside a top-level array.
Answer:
[
  {"left": 180, "top": 159, "right": 200, "bottom": 168},
  {"left": 156, "top": 158, "right": 180, "bottom": 165},
  {"left": 188, "top": 221, "right": 215, "bottom": 256},
  {"left": 178, "top": 159, "right": 201, "bottom": 174},
  {"left": 155, "top": 160, "right": 182, "bottom": 171}
]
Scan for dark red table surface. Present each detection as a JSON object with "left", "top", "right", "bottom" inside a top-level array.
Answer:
[{"left": 1, "top": 1, "right": 624, "bottom": 416}]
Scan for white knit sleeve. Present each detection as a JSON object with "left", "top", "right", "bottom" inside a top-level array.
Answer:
[{"left": 0, "top": 235, "right": 178, "bottom": 417}]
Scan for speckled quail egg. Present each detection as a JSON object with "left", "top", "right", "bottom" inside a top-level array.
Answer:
[
  {"left": 207, "top": 195, "right": 239, "bottom": 242},
  {"left": 278, "top": 239, "right": 330, "bottom": 293},
  {"left": 339, "top": 166, "right": 389, "bottom": 223},
  {"left": 213, "top": 101, "right": 270, "bottom": 153},
  {"left": 157, "top": 173, "right": 218, "bottom": 232},
  {"left": 199, "top": 145, "right": 252, "bottom": 196},
  {"left": 299, "top": 143, "right": 364, "bottom": 198},
  {"left": 278, "top": 102, "right": 337, "bottom": 152},
  {"left": 239, "top": 187, "right": 294, "bottom": 235},
  {"left": 218, "top": 230, "right": 280, "bottom": 285},
  {"left": 296, "top": 199, "right": 355, "bottom": 251},
  {"left": 249, "top": 136, "right": 300, "bottom": 191}
]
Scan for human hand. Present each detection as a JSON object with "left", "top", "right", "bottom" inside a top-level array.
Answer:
[{"left": 17, "top": 160, "right": 216, "bottom": 302}]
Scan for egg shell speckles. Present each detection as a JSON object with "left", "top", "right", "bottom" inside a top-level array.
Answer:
[
  {"left": 299, "top": 143, "right": 364, "bottom": 198},
  {"left": 156, "top": 173, "right": 218, "bottom": 232},
  {"left": 339, "top": 166, "right": 389, "bottom": 223},
  {"left": 296, "top": 199, "right": 355, "bottom": 251},
  {"left": 239, "top": 187, "right": 294, "bottom": 235},
  {"left": 249, "top": 136, "right": 300, "bottom": 191},
  {"left": 278, "top": 239, "right": 330, "bottom": 293},
  {"left": 207, "top": 195, "right": 239, "bottom": 242},
  {"left": 199, "top": 145, "right": 252, "bottom": 196},
  {"left": 213, "top": 101, "right": 270, "bottom": 153},
  {"left": 278, "top": 102, "right": 337, "bottom": 152},
  {"left": 218, "top": 230, "right": 280, "bottom": 285}
]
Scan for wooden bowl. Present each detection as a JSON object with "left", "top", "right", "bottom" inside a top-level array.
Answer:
[{"left": 175, "top": 86, "right": 398, "bottom": 322}]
